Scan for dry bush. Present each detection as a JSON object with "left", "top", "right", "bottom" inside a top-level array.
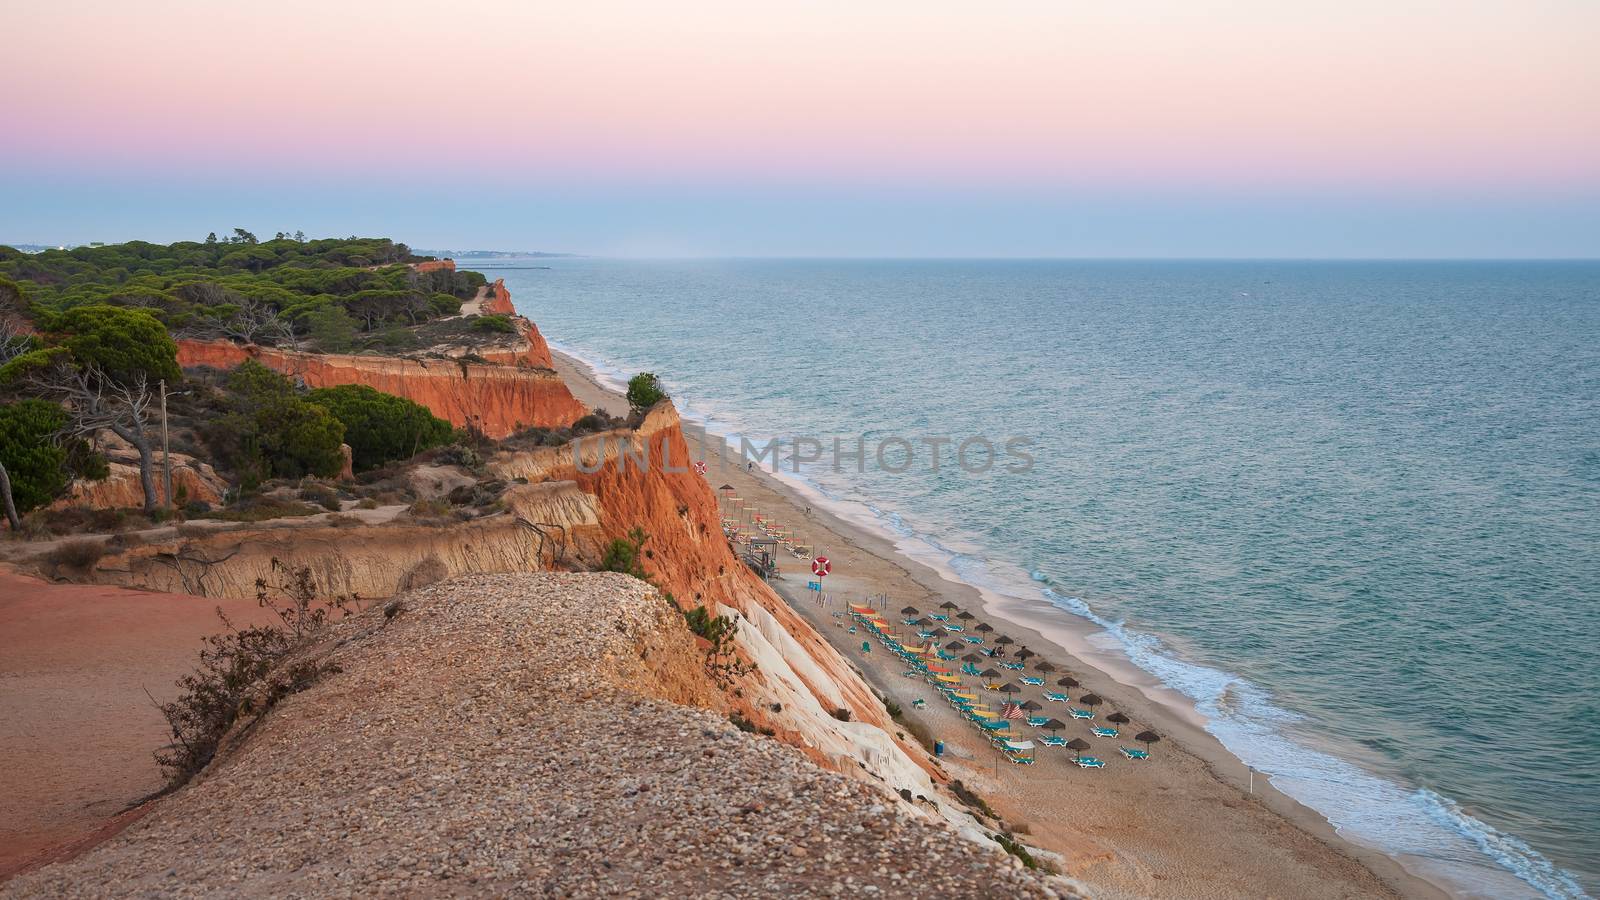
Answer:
[{"left": 43, "top": 538, "right": 106, "bottom": 575}]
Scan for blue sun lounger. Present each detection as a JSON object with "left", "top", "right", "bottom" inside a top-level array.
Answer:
[
  {"left": 1039, "top": 735, "right": 1067, "bottom": 747},
  {"left": 1076, "top": 756, "right": 1106, "bottom": 769},
  {"left": 1091, "top": 726, "right": 1119, "bottom": 738},
  {"left": 1026, "top": 716, "right": 1051, "bottom": 727},
  {"left": 1020, "top": 676, "right": 1044, "bottom": 686},
  {"left": 1043, "top": 692, "right": 1069, "bottom": 702},
  {"left": 1070, "top": 708, "right": 1094, "bottom": 719},
  {"left": 1120, "top": 746, "right": 1150, "bottom": 760},
  {"left": 963, "top": 636, "right": 983, "bottom": 644}
]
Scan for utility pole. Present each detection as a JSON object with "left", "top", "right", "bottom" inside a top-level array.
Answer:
[{"left": 160, "top": 379, "right": 171, "bottom": 511}]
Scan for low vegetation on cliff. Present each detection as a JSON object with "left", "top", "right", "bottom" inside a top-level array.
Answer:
[{"left": 0, "top": 234, "right": 483, "bottom": 354}]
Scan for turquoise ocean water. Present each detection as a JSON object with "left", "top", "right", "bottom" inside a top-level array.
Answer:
[{"left": 483, "top": 259, "right": 1598, "bottom": 898}]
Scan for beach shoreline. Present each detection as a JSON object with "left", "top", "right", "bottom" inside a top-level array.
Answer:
[{"left": 551, "top": 345, "right": 1455, "bottom": 899}]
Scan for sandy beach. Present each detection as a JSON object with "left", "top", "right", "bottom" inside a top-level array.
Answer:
[{"left": 553, "top": 348, "right": 1451, "bottom": 900}]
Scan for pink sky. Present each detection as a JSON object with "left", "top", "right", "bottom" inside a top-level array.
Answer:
[{"left": 7, "top": 0, "right": 1597, "bottom": 193}]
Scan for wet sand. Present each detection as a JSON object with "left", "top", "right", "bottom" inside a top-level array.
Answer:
[{"left": 553, "top": 347, "right": 1449, "bottom": 899}]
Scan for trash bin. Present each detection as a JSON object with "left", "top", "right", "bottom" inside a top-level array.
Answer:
[{"left": 934, "top": 740, "right": 945, "bottom": 757}]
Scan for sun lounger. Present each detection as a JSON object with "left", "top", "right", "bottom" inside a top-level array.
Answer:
[
  {"left": 963, "top": 636, "right": 983, "bottom": 644},
  {"left": 1043, "top": 692, "right": 1069, "bottom": 702},
  {"left": 1039, "top": 735, "right": 1067, "bottom": 747},
  {"left": 1020, "top": 676, "right": 1044, "bottom": 686},
  {"left": 1091, "top": 726, "right": 1119, "bottom": 738},
  {"left": 1026, "top": 716, "right": 1051, "bottom": 727},
  {"left": 1070, "top": 708, "right": 1094, "bottom": 719},
  {"left": 1008, "top": 755, "right": 1036, "bottom": 765},
  {"left": 1076, "top": 757, "right": 1106, "bottom": 769},
  {"left": 1120, "top": 747, "right": 1149, "bottom": 760},
  {"left": 1001, "top": 662, "right": 1025, "bottom": 670}
]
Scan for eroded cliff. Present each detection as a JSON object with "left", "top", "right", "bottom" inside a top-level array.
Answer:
[{"left": 175, "top": 340, "right": 586, "bottom": 438}]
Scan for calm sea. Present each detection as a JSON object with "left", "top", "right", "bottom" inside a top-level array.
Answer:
[{"left": 483, "top": 258, "right": 1599, "bottom": 898}]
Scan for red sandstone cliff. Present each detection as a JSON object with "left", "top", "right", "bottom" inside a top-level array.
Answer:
[
  {"left": 176, "top": 341, "right": 586, "bottom": 438},
  {"left": 412, "top": 259, "right": 455, "bottom": 274},
  {"left": 482, "top": 278, "right": 517, "bottom": 316}
]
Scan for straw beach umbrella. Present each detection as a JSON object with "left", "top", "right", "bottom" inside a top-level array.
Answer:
[
  {"left": 914, "top": 618, "right": 933, "bottom": 627},
  {"left": 940, "top": 601, "right": 960, "bottom": 610},
  {"left": 1020, "top": 700, "right": 1042, "bottom": 711},
  {"left": 1056, "top": 676, "right": 1079, "bottom": 688},
  {"left": 945, "top": 641, "right": 966, "bottom": 651},
  {"left": 929, "top": 627, "right": 949, "bottom": 638},
  {"left": 1015, "top": 647, "right": 1036, "bottom": 660},
  {"left": 1107, "top": 712, "right": 1130, "bottom": 725},
  {"left": 1135, "top": 731, "right": 1161, "bottom": 750},
  {"left": 1079, "top": 693, "right": 1104, "bottom": 710},
  {"left": 998, "top": 682, "right": 1022, "bottom": 694},
  {"left": 1034, "top": 661, "right": 1057, "bottom": 673},
  {"left": 975, "top": 623, "right": 994, "bottom": 634},
  {"left": 980, "top": 668, "right": 1003, "bottom": 679},
  {"left": 961, "top": 653, "right": 984, "bottom": 663},
  {"left": 956, "top": 611, "right": 975, "bottom": 621},
  {"left": 901, "top": 606, "right": 919, "bottom": 615},
  {"left": 1042, "top": 718, "right": 1067, "bottom": 732},
  {"left": 995, "top": 635, "right": 1015, "bottom": 646},
  {"left": 1065, "top": 738, "right": 1091, "bottom": 760}
]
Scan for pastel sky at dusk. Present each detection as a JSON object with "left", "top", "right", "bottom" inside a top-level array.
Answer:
[{"left": 3, "top": 0, "right": 1597, "bottom": 256}]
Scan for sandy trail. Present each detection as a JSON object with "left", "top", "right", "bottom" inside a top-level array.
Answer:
[
  {"left": 552, "top": 347, "right": 1446, "bottom": 899},
  {"left": 0, "top": 572, "right": 267, "bottom": 878}
]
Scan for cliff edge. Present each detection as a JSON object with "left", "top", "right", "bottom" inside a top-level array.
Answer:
[{"left": 1, "top": 574, "right": 1064, "bottom": 898}]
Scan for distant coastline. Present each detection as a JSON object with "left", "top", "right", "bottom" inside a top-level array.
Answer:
[{"left": 416, "top": 249, "right": 582, "bottom": 260}]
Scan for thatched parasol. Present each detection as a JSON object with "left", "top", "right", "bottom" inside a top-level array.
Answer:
[
  {"left": 961, "top": 653, "right": 984, "bottom": 663},
  {"left": 914, "top": 617, "right": 933, "bottom": 627},
  {"left": 956, "top": 611, "right": 975, "bottom": 620},
  {"left": 998, "top": 682, "right": 1022, "bottom": 694},
  {"left": 929, "top": 627, "right": 949, "bottom": 637},
  {"left": 1135, "top": 731, "right": 1161, "bottom": 749},
  {"left": 1014, "top": 647, "right": 1036, "bottom": 660},
  {"left": 1043, "top": 718, "right": 1067, "bottom": 732},
  {"left": 1034, "top": 661, "right": 1057, "bottom": 673},
  {"left": 1079, "top": 693, "right": 1104, "bottom": 708},
  {"left": 1065, "top": 737, "right": 1091, "bottom": 759},
  {"left": 1107, "top": 712, "right": 1130, "bottom": 725},
  {"left": 995, "top": 635, "right": 1015, "bottom": 646},
  {"left": 1056, "top": 676, "right": 1080, "bottom": 688},
  {"left": 1020, "top": 700, "right": 1042, "bottom": 711},
  {"left": 975, "top": 623, "right": 994, "bottom": 633},
  {"left": 945, "top": 641, "right": 966, "bottom": 651},
  {"left": 940, "top": 601, "right": 960, "bottom": 610},
  {"left": 980, "top": 668, "right": 1002, "bottom": 679},
  {"left": 901, "top": 606, "right": 919, "bottom": 615}
]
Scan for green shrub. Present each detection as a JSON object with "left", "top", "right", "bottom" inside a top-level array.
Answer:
[
  {"left": 302, "top": 304, "right": 358, "bottom": 352},
  {"left": 306, "top": 384, "right": 452, "bottom": 471},
  {"left": 601, "top": 526, "right": 650, "bottom": 579},
  {"left": 0, "top": 399, "right": 70, "bottom": 514},
  {"left": 202, "top": 362, "right": 345, "bottom": 483},
  {"left": 626, "top": 372, "right": 667, "bottom": 412},
  {"left": 471, "top": 314, "right": 517, "bottom": 334}
]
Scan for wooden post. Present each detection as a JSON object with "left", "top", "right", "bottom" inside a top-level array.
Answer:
[{"left": 160, "top": 379, "right": 171, "bottom": 510}]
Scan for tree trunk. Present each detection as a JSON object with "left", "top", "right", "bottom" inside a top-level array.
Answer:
[
  {"left": 0, "top": 460, "right": 19, "bottom": 531},
  {"left": 112, "top": 423, "right": 159, "bottom": 514}
]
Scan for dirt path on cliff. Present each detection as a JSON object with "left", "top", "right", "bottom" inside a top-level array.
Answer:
[{"left": 0, "top": 572, "right": 267, "bottom": 880}]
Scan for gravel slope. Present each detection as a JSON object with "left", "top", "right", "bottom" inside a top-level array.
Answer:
[{"left": 4, "top": 573, "right": 1066, "bottom": 898}]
